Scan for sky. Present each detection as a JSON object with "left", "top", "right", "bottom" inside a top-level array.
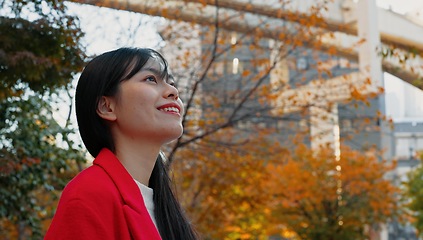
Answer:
[
  {"left": 66, "top": 3, "right": 164, "bottom": 56},
  {"left": 374, "top": 1, "right": 423, "bottom": 120},
  {"left": 376, "top": 0, "right": 423, "bottom": 14}
]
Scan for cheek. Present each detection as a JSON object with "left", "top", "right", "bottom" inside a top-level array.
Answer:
[
  {"left": 115, "top": 93, "right": 148, "bottom": 121},
  {"left": 124, "top": 88, "right": 152, "bottom": 109},
  {"left": 177, "top": 99, "right": 185, "bottom": 115}
]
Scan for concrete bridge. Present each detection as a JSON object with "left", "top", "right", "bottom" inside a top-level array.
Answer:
[{"left": 70, "top": 0, "right": 423, "bottom": 89}]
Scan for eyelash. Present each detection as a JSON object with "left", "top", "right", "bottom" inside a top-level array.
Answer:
[
  {"left": 144, "top": 75, "right": 177, "bottom": 89},
  {"left": 145, "top": 76, "right": 157, "bottom": 83}
]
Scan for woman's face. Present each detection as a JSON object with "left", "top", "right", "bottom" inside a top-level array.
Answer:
[{"left": 109, "top": 58, "right": 184, "bottom": 145}]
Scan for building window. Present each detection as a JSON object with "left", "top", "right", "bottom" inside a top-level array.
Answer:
[
  {"left": 214, "top": 61, "right": 224, "bottom": 75},
  {"left": 299, "top": 119, "right": 308, "bottom": 130},
  {"left": 341, "top": 119, "right": 352, "bottom": 132},
  {"left": 231, "top": 32, "right": 237, "bottom": 45},
  {"left": 232, "top": 58, "right": 239, "bottom": 74},
  {"left": 296, "top": 57, "right": 308, "bottom": 70}
]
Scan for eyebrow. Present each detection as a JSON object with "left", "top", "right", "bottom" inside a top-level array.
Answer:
[{"left": 142, "top": 67, "right": 163, "bottom": 77}]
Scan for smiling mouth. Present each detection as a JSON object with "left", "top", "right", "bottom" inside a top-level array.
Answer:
[{"left": 159, "top": 107, "right": 180, "bottom": 114}]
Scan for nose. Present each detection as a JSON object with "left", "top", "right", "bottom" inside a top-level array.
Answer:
[{"left": 165, "top": 83, "right": 179, "bottom": 100}]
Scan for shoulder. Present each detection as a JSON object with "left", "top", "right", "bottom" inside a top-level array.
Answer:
[
  {"left": 60, "top": 164, "right": 121, "bottom": 205},
  {"left": 46, "top": 166, "right": 131, "bottom": 240}
]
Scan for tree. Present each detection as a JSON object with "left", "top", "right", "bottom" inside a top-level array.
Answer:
[
  {"left": 0, "top": 0, "right": 86, "bottom": 238},
  {"left": 142, "top": 2, "right": 397, "bottom": 239},
  {"left": 0, "top": 96, "right": 86, "bottom": 239},
  {"left": 0, "top": 0, "right": 85, "bottom": 99},
  {"left": 404, "top": 157, "right": 423, "bottom": 236},
  {"left": 265, "top": 144, "right": 400, "bottom": 239},
  {"left": 172, "top": 128, "right": 290, "bottom": 239}
]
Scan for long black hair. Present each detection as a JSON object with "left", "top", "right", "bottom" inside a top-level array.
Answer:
[{"left": 75, "top": 47, "right": 198, "bottom": 240}]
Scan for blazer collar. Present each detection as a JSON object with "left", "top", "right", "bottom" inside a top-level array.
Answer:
[
  {"left": 94, "top": 148, "right": 143, "bottom": 210},
  {"left": 93, "top": 148, "right": 161, "bottom": 239}
]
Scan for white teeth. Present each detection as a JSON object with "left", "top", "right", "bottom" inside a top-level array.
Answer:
[{"left": 160, "top": 107, "right": 179, "bottom": 113}]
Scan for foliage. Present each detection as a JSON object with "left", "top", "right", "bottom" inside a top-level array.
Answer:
[
  {"left": 172, "top": 128, "right": 289, "bottom": 239},
  {"left": 172, "top": 136, "right": 400, "bottom": 239},
  {"left": 0, "top": 96, "right": 86, "bottom": 239},
  {"left": 266, "top": 144, "right": 400, "bottom": 240},
  {"left": 0, "top": 0, "right": 86, "bottom": 100},
  {"left": 0, "top": 0, "right": 87, "bottom": 238},
  {"left": 404, "top": 158, "right": 423, "bottom": 236}
]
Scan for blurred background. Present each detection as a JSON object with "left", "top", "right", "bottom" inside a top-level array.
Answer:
[{"left": 1, "top": 0, "right": 423, "bottom": 239}]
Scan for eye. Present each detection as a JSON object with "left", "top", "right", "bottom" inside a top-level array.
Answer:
[
  {"left": 168, "top": 81, "right": 178, "bottom": 89},
  {"left": 145, "top": 76, "right": 157, "bottom": 83}
]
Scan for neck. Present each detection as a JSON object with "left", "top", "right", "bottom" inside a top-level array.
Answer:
[{"left": 113, "top": 138, "right": 161, "bottom": 186}]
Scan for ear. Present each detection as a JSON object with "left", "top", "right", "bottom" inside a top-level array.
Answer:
[{"left": 96, "top": 96, "right": 117, "bottom": 121}]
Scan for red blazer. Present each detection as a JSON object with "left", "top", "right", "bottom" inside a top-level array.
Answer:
[{"left": 45, "top": 148, "right": 162, "bottom": 240}]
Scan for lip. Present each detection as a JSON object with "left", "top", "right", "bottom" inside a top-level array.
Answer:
[{"left": 157, "top": 102, "right": 182, "bottom": 115}]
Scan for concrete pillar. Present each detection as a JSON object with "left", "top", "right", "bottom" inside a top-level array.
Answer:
[
  {"left": 310, "top": 103, "right": 340, "bottom": 155},
  {"left": 358, "top": 0, "right": 393, "bottom": 159},
  {"left": 357, "top": 0, "right": 383, "bottom": 88},
  {"left": 357, "top": 1, "right": 390, "bottom": 239}
]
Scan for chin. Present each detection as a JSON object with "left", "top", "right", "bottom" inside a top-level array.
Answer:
[{"left": 163, "top": 127, "right": 183, "bottom": 144}]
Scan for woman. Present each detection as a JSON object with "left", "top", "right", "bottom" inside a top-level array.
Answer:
[{"left": 45, "top": 48, "right": 198, "bottom": 240}]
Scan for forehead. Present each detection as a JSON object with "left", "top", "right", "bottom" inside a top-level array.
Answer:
[
  {"left": 138, "top": 57, "right": 173, "bottom": 82},
  {"left": 141, "top": 56, "right": 165, "bottom": 72}
]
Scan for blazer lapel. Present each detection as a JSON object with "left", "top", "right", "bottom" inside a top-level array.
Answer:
[{"left": 94, "top": 148, "right": 162, "bottom": 240}]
